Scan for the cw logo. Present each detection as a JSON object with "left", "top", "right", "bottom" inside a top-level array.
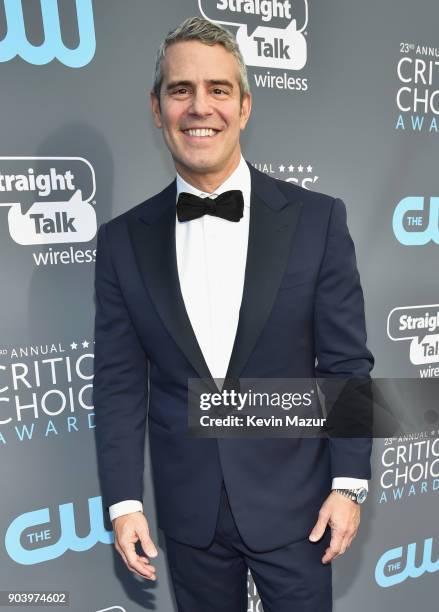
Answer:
[
  {"left": 0, "top": 0, "right": 96, "bottom": 68},
  {"left": 392, "top": 196, "right": 439, "bottom": 245},
  {"left": 5, "top": 496, "right": 113, "bottom": 565}
]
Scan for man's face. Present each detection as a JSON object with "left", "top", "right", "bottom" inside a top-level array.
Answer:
[{"left": 151, "top": 40, "right": 251, "bottom": 179}]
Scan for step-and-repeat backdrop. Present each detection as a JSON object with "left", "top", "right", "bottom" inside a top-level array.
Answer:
[{"left": 1, "top": 1, "right": 438, "bottom": 610}]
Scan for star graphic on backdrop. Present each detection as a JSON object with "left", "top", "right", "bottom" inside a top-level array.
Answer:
[
  {"left": 297, "top": 165, "right": 304, "bottom": 173},
  {"left": 82, "top": 340, "right": 89, "bottom": 348},
  {"left": 307, "top": 165, "right": 313, "bottom": 172},
  {"left": 70, "top": 342, "right": 78, "bottom": 350},
  {"left": 278, "top": 164, "right": 285, "bottom": 172},
  {"left": 288, "top": 164, "right": 294, "bottom": 172}
]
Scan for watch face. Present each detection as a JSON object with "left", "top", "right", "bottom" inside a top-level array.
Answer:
[{"left": 357, "top": 488, "right": 368, "bottom": 504}]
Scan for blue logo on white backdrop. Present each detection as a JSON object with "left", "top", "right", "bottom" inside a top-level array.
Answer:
[
  {"left": 4, "top": 496, "right": 113, "bottom": 565},
  {"left": 375, "top": 537, "right": 439, "bottom": 587},
  {"left": 0, "top": 0, "right": 96, "bottom": 68},
  {"left": 393, "top": 196, "right": 439, "bottom": 245}
]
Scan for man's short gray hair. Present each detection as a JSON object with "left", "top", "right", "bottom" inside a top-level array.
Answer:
[{"left": 152, "top": 16, "right": 250, "bottom": 109}]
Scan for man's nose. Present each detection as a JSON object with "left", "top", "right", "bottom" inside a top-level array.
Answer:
[{"left": 188, "top": 90, "right": 213, "bottom": 115}]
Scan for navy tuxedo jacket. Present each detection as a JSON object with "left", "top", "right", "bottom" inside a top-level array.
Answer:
[{"left": 93, "top": 160, "right": 374, "bottom": 552}]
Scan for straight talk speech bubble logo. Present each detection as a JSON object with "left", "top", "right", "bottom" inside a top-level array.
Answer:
[
  {"left": 387, "top": 304, "right": 439, "bottom": 365},
  {"left": 0, "top": 157, "right": 96, "bottom": 245},
  {"left": 198, "top": 0, "right": 308, "bottom": 70}
]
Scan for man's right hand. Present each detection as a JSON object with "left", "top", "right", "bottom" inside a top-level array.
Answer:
[{"left": 112, "top": 512, "right": 158, "bottom": 580}]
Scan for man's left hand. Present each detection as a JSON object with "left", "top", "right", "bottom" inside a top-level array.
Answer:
[{"left": 308, "top": 491, "right": 361, "bottom": 564}]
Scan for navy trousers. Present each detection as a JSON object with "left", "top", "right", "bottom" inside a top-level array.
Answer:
[{"left": 164, "top": 482, "right": 332, "bottom": 612}]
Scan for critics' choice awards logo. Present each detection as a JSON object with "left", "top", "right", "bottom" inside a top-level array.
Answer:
[
  {"left": 395, "top": 42, "right": 439, "bottom": 133},
  {"left": 393, "top": 196, "right": 438, "bottom": 245},
  {"left": 251, "top": 160, "right": 318, "bottom": 188},
  {"left": 375, "top": 536, "right": 439, "bottom": 588},
  {"left": 387, "top": 305, "right": 439, "bottom": 375},
  {"left": 198, "top": 0, "right": 309, "bottom": 92},
  {"left": 0, "top": 339, "right": 95, "bottom": 446},
  {"left": 247, "top": 570, "right": 262, "bottom": 611},
  {"left": 378, "top": 436, "right": 439, "bottom": 504},
  {"left": 0, "top": 0, "right": 96, "bottom": 68},
  {"left": 4, "top": 496, "right": 113, "bottom": 565}
]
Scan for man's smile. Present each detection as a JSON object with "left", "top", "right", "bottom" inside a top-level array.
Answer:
[{"left": 181, "top": 127, "right": 222, "bottom": 140}]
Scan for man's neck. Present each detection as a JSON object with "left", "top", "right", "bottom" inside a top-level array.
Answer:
[{"left": 175, "top": 153, "right": 241, "bottom": 193}]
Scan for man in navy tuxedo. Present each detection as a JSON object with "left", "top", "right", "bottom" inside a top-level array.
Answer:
[{"left": 93, "top": 15, "right": 373, "bottom": 612}]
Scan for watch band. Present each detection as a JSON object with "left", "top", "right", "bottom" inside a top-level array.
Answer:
[{"left": 333, "top": 487, "right": 368, "bottom": 504}]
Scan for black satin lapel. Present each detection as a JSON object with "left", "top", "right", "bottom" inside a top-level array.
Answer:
[
  {"left": 225, "top": 192, "right": 303, "bottom": 380},
  {"left": 128, "top": 207, "right": 214, "bottom": 385}
]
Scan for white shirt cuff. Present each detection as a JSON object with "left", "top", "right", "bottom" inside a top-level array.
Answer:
[
  {"left": 332, "top": 477, "right": 368, "bottom": 490},
  {"left": 108, "top": 500, "right": 143, "bottom": 521}
]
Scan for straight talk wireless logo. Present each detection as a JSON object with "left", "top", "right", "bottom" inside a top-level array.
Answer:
[
  {"left": 0, "top": 157, "right": 97, "bottom": 266},
  {"left": 387, "top": 305, "right": 439, "bottom": 377},
  {"left": 198, "top": 0, "right": 309, "bottom": 93}
]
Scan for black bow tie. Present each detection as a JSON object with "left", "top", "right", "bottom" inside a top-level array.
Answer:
[{"left": 177, "top": 190, "right": 244, "bottom": 222}]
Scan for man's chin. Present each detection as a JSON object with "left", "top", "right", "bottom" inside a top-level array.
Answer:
[{"left": 176, "top": 155, "right": 223, "bottom": 174}]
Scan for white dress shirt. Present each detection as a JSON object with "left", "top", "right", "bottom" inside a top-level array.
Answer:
[{"left": 109, "top": 154, "right": 368, "bottom": 521}]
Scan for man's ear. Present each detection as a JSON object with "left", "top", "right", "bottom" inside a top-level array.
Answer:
[
  {"left": 150, "top": 91, "right": 162, "bottom": 128},
  {"left": 240, "top": 92, "right": 252, "bottom": 130}
]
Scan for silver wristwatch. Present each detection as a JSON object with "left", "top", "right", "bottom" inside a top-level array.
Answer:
[{"left": 333, "top": 487, "right": 368, "bottom": 504}]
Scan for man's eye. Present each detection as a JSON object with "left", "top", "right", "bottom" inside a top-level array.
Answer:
[{"left": 213, "top": 89, "right": 227, "bottom": 95}]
